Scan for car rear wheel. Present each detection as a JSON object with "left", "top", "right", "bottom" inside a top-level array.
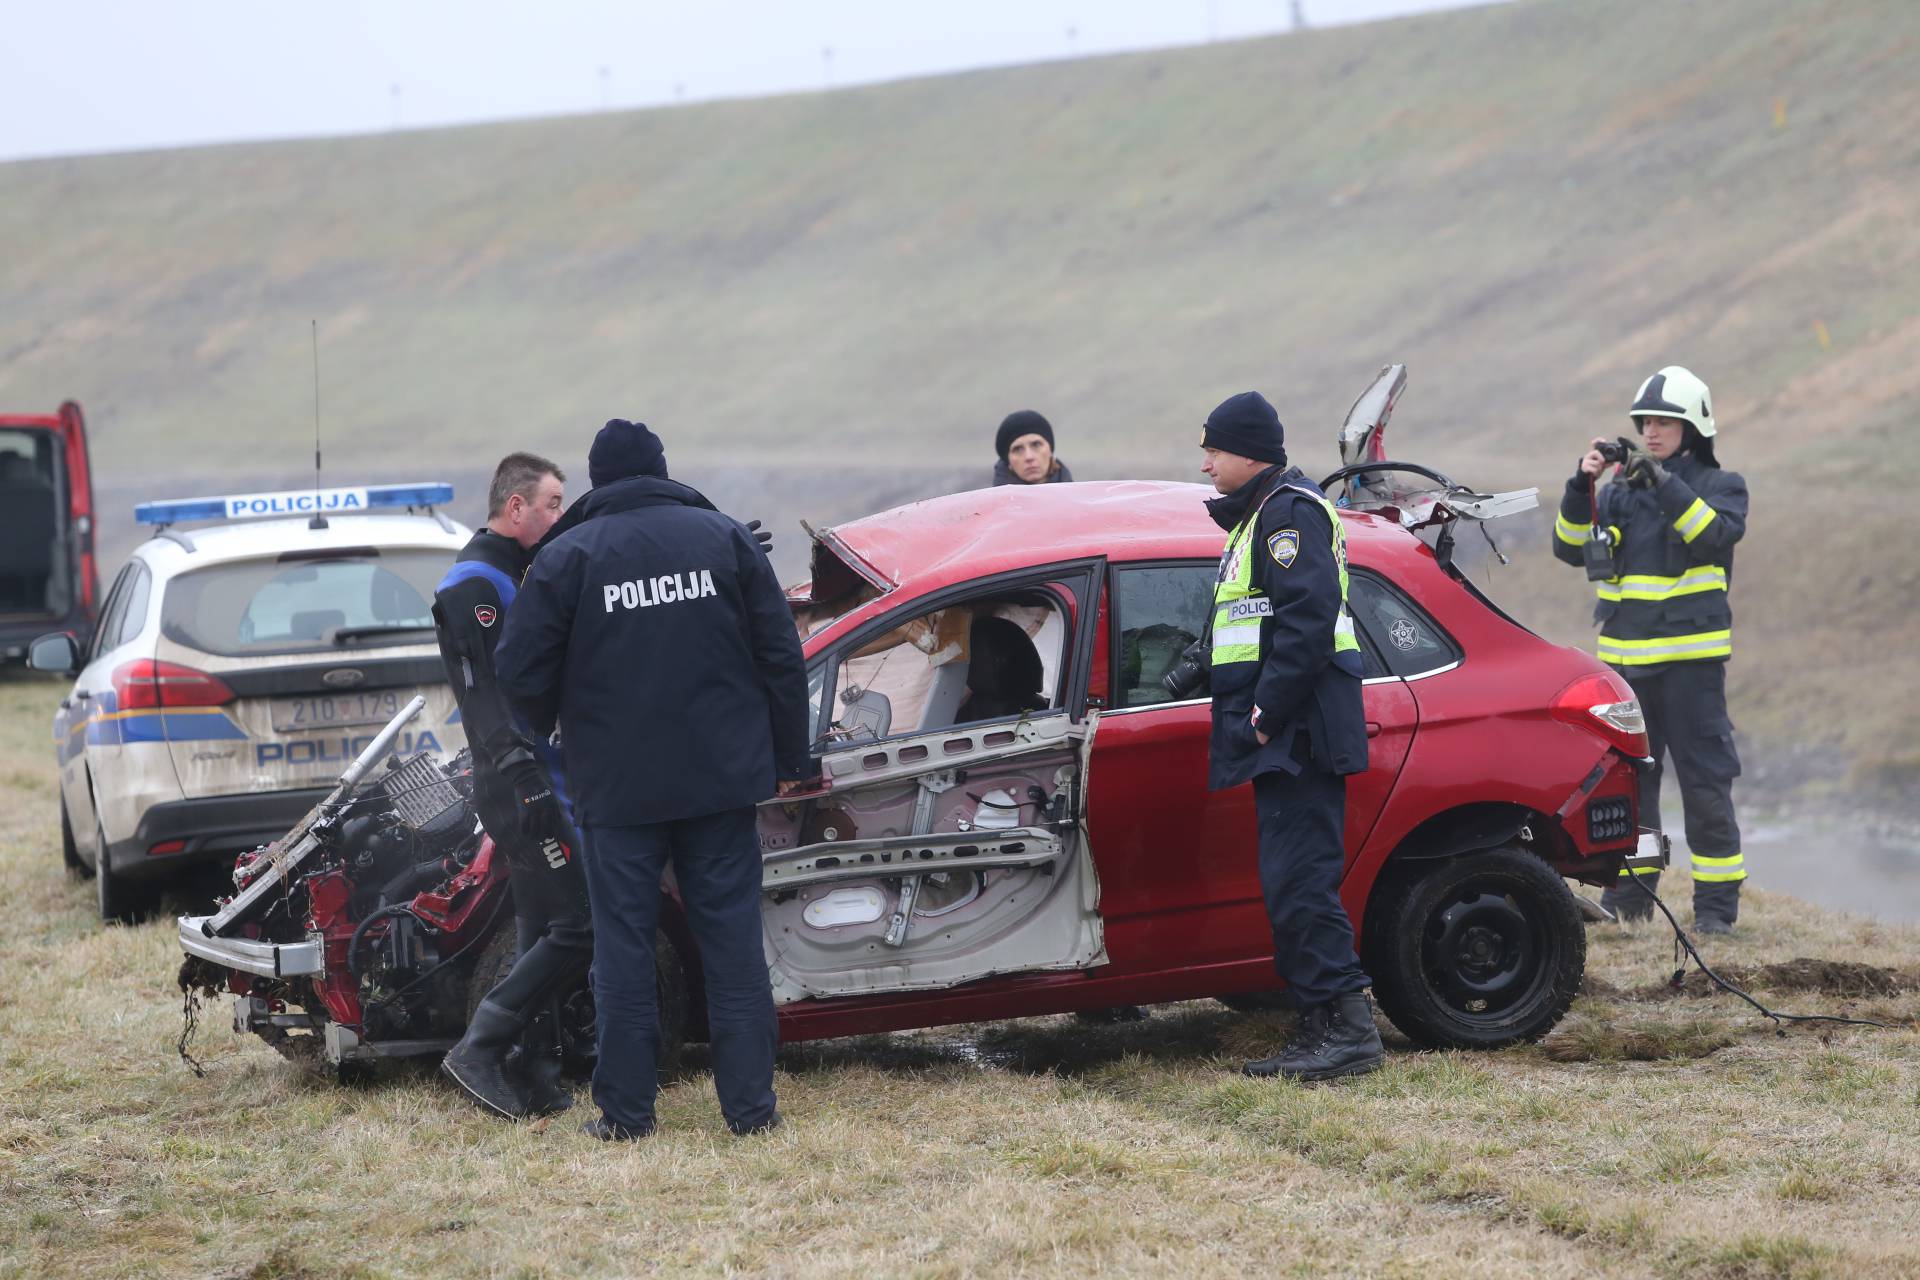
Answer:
[
  {"left": 94, "top": 816, "right": 156, "bottom": 926},
  {"left": 60, "top": 798, "right": 88, "bottom": 879},
  {"left": 1364, "top": 845, "right": 1584, "bottom": 1050}
]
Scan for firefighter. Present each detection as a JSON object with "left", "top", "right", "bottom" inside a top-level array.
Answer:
[
  {"left": 495, "top": 419, "right": 814, "bottom": 1140},
  {"left": 1199, "top": 391, "right": 1384, "bottom": 1081},
  {"left": 435, "top": 452, "right": 593, "bottom": 1119},
  {"left": 1552, "top": 366, "right": 1749, "bottom": 933},
  {"left": 992, "top": 410, "right": 1074, "bottom": 486}
]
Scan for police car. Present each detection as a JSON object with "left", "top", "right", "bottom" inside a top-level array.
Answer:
[{"left": 30, "top": 483, "right": 470, "bottom": 923}]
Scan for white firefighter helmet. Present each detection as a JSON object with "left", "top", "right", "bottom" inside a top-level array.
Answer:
[{"left": 1628, "top": 365, "right": 1715, "bottom": 437}]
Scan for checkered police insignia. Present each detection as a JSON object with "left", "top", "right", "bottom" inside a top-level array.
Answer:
[{"left": 1268, "top": 529, "right": 1299, "bottom": 568}]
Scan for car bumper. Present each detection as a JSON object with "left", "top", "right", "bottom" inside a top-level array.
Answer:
[
  {"left": 109, "top": 787, "right": 332, "bottom": 880},
  {"left": 178, "top": 915, "right": 326, "bottom": 978}
]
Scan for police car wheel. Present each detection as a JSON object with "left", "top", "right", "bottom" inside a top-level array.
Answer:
[
  {"left": 1363, "top": 845, "right": 1585, "bottom": 1050},
  {"left": 60, "top": 798, "right": 89, "bottom": 879},
  {"left": 93, "top": 816, "right": 156, "bottom": 926}
]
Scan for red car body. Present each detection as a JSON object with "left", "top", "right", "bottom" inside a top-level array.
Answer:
[{"left": 701, "top": 479, "right": 1650, "bottom": 1050}]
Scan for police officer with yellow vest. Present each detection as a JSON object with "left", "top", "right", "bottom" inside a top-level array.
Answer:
[
  {"left": 1198, "top": 391, "right": 1384, "bottom": 1082},
  {"left": 1552, "top": 367, "right": 1749, "bottom": 932}
]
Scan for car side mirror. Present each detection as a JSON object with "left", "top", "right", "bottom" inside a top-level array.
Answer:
[{"left": 27, "top": 631, "right": 80, "bottom": 675}]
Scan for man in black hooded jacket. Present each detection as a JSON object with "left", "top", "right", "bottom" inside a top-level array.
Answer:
[{"left": 496, "top": 419, "right": 814, "bottom": 1140}]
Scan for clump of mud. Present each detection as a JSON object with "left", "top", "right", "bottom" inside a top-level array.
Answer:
[
  {"left": 1540, "top": 1014, "right": 1736, "bottom": 1063},
  {"left": 1632, "top": 959, "right": 1915, "bottom": 1002}
]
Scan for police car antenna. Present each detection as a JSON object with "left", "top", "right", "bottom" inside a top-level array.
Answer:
[{"left": 309, "top": 320, "right": 327, "bottom": 530}]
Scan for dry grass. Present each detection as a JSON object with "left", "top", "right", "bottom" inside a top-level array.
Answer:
[{"left": 4, "top": 672, "right": 1920, "bottom": 1278}]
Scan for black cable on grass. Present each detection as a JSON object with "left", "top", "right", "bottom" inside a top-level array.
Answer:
[{"left": 1626, "top": 873, "right": 1889, "bottom": 1033}]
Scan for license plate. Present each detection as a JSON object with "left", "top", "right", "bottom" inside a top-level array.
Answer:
[{"left": 271, "top": 690, "right": 409, "bottom": 733}]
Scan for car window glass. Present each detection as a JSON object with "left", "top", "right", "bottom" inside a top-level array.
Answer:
[
  {"left": 1112, "top": 563, "right": 1215, "bottom": 707},
  {"left": 825, "top": 592, "right": 1067, "bottom": 742},
  {"left": 116, "top": 565, "right": 151, "bottom": 649},
  {"left": 91, "top": 564, "right": 136, "bottom": 661},
  {"left": 160, "top": 550, "right": 448, "bottom": 657},
  {"left": 1348, "top": 571, "right": 1458, "bottom": 678}
]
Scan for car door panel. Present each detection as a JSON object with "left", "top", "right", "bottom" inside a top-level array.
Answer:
[{"left": 758, "top": 712, "right": 1103, "bottom": 1002}]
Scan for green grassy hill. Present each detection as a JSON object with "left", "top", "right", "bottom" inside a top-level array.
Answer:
[{"left": 1, "top": 0, "right": 1915, "bottom": 776}]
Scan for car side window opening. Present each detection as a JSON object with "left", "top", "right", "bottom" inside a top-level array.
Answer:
[
  {"left": 1347, "top": 571, "right": 1459, "bottom": 679},
  {"left": 1111, "top": 562, "right": 1216, "bottom": 708},
  {"left": 115, "top": 564, "right": 152, "bottom": 650},
  {"left": 821, "top": 591, "right": 1069, "bottom": 743},
  {"left": 90, "top": 564, "right": 137, "bottom": 662}
]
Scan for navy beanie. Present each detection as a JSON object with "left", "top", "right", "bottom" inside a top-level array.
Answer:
[
  {"left": 1201, "top": 392, "right": 1287, "bottom": 466},
  {"left": 588, "top": 418, "right": 667, "bottom": 487},
  {"left": 995, "top": 410, "right": 1055, "bottom": 461}
]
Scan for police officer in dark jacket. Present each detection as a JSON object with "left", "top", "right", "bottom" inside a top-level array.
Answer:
[
  {"left": 1552, "top": 366, "right": 1749, "bottom": 932},
  {"left": 496, "top": 419, "right": 814, "bottom": 1140},
  {"left": 1198, "top": 391, "right": 1383, "bottom": 1082},
  {"left": 435, "top": 452, "right": 593, "bottom": 1120}
]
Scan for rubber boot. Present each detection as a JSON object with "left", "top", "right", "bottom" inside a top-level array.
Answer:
[
  {"left": 516, "top": 1012, "right": 573, "bottom": 1117},
  {"left": 441, "top": 999, "right": 530, "bottom": 1119},
  {"left": 1246, "top": 993, "right": 1384, "bottom": 1082},
  {"left": 1600, "top": 870, "right": 1659, "bottom": 923}
]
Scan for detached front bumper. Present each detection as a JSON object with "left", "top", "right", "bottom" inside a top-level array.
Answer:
[{"left": 177, "top": 914, "right": 324, "bottom": 978}]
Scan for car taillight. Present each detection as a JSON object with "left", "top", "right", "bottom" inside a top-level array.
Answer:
[
  {"left": 1550, "top": 670, "right": 1648, "bottom": 756},
  {"left": 112, "top": 659, "right": 235, "bottom": 709}
]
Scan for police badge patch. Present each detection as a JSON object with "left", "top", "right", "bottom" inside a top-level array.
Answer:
[
  {"left": 1267, "top": 529, "right": 1299, "bottom": 568},
  {"left": 474, "top": 604, "right": 498, "bottom": 628}
]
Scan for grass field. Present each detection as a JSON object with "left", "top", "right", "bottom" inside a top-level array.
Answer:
[{"left": 5, "top": 671, "right": 1920, "bottom": 1279}]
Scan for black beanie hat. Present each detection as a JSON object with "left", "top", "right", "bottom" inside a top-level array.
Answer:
[
  {"left": 588, "top": 419, "right": 668, "bottom": 487},
  {"left": 1201, "top": 391, "right": 1288, "bottom": 466},
  {"left": 995, "top": 410, "right": 1055, "bottom": 461}
]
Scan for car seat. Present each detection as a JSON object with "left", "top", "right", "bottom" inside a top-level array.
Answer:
[{"left": 956, "top": 616, "right": 1046, "bottom": 722}]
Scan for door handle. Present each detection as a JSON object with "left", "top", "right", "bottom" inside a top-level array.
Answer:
[
  {"left": 60, "top": 698, "right": 72, "bottom": 710},
  {"left": 1365, "top": 721, "right": 1382, "bottom": 738},
  {"left": 73, "top": 690, "right": 93, "bottom": 701}
]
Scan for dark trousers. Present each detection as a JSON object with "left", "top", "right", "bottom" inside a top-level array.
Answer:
[
  {"left": 473, "top": 792, "right": 593, "bottom": 1022},
  {"left": 1252, "top": 764, "right": 1370, "bottom": 1009},
  {"left": 1602, "top": 661, "right": 1745, "bottom": 923},
  {"left": 581, "top": 808, "right": 777, "bottom": 1134}
]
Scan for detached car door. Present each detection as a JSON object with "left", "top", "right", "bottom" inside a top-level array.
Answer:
[{"left": 756, "top": 561, "right": 1108, "bottom": 1003}]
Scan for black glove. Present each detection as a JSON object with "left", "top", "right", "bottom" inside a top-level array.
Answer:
[
  {"left": 746, "top": 518, "right": 773, "bottom": 556},
  {"left": 505, "top": 758, "right": 565, "bottom": 844},
  {"left": 1623, "top": 447, "right": 1667, "bottom": 490}
]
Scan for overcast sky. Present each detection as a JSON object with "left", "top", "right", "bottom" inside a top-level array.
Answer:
[{"left": 1, "top": 0, "right": 1502, "bottom": 163}]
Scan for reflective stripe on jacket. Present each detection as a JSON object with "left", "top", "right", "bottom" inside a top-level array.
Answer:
[
  {"left": 1212, "top": 484, "right": 1360, "bottom": 672},
  {"left": 1551, "top": 453, "right": 1747, "bottom": 670}
]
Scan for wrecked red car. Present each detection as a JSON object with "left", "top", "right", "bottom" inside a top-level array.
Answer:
[{"left": 181, "top": 368, "right": 1660, "bottom": 1071}]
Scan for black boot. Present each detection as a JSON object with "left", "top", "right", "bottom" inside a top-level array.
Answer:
[
  {"left": 1693, "top": 880, "right": 1739, "bottom": 935},
  {"left": 514, "top": 1013, "right": 573, "bottom": 1117},
  {"left": 1244, "top": 992, "right": 1384, "bottom": 1082},
  {"left": 442, "top": 999, "right": 530, "bottom": 1119},
  {"left": 1600, "top": 871, "right": 1659, "bottom": 923}
]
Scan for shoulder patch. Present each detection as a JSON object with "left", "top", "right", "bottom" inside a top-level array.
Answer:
[
  {"left": 1267, "top": 529, "right": 1300, "bottom": 568},
  {"left": 474, "top": 603, "right": 498, "bottom": 628}
]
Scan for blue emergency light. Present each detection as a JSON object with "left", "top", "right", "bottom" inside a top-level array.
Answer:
[{"left": 135, "top": 482, "right": 455, "bottom": 526}]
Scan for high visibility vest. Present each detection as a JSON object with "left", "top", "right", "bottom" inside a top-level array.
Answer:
[{"left": 1211, "top": 483, "right": 1360, "bottom": 674}]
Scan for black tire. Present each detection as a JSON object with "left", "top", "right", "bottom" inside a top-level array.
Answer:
[
  {"left": 94, "top": 816, "right": 155, "bottom": 926},
  {"left": 1363, "top": 845, "right": 1585, "bottom": 1050},
  {"left": 60, "top": 798, "right": 88, "bottom": 879},
  {"left": 462, "top": 924, "right": 687, "bottom": 1078}
]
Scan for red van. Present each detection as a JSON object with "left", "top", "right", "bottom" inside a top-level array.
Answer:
[{"left": 0, "top": 402, "right": 99, "bottom": 662}]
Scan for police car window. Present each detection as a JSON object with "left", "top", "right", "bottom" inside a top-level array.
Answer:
[
  {"left": 91, "top": 564, "right": 137, "bottom": 661},
  {"left": 1112, "top": 563, "right": 1215, "bottom": 708},
  {"left": 115, "top": 564, "right": 152, "bottom": 649},
  {"left": 826, "top": 592, "right": 1067, "bottom": 741},
  {"left": 160, "top": 550, "right": 448, "bottom": 657},
  {"left": 1347, "top": 571, "right": 1458, "bottom": 678}
]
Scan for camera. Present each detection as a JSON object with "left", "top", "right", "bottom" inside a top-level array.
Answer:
[
  {"left": 1594, "top": 436, "right": 1635, "bottom": 465},
  {"left": 1161, "top": 637, "right": 1212, "bottom": 701}
]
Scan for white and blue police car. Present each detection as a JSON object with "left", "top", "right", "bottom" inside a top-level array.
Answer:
[{"left": 30, "top": 483, "right": 471, "bottom": 923}]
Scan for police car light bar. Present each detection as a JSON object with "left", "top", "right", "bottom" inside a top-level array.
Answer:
[{"left": 135, "top": 483, "right": 455, "bottom": 526}]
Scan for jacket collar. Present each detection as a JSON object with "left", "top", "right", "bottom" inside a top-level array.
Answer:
[
  {"left": 461, "top": 527, "right": 532, "bottom": 579},
  {"left": 1205, "top": 463, "right": 1294, "bottom": 532},
  {"left": 535, "top": 476, "right": 718, "bottom": 553}
]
